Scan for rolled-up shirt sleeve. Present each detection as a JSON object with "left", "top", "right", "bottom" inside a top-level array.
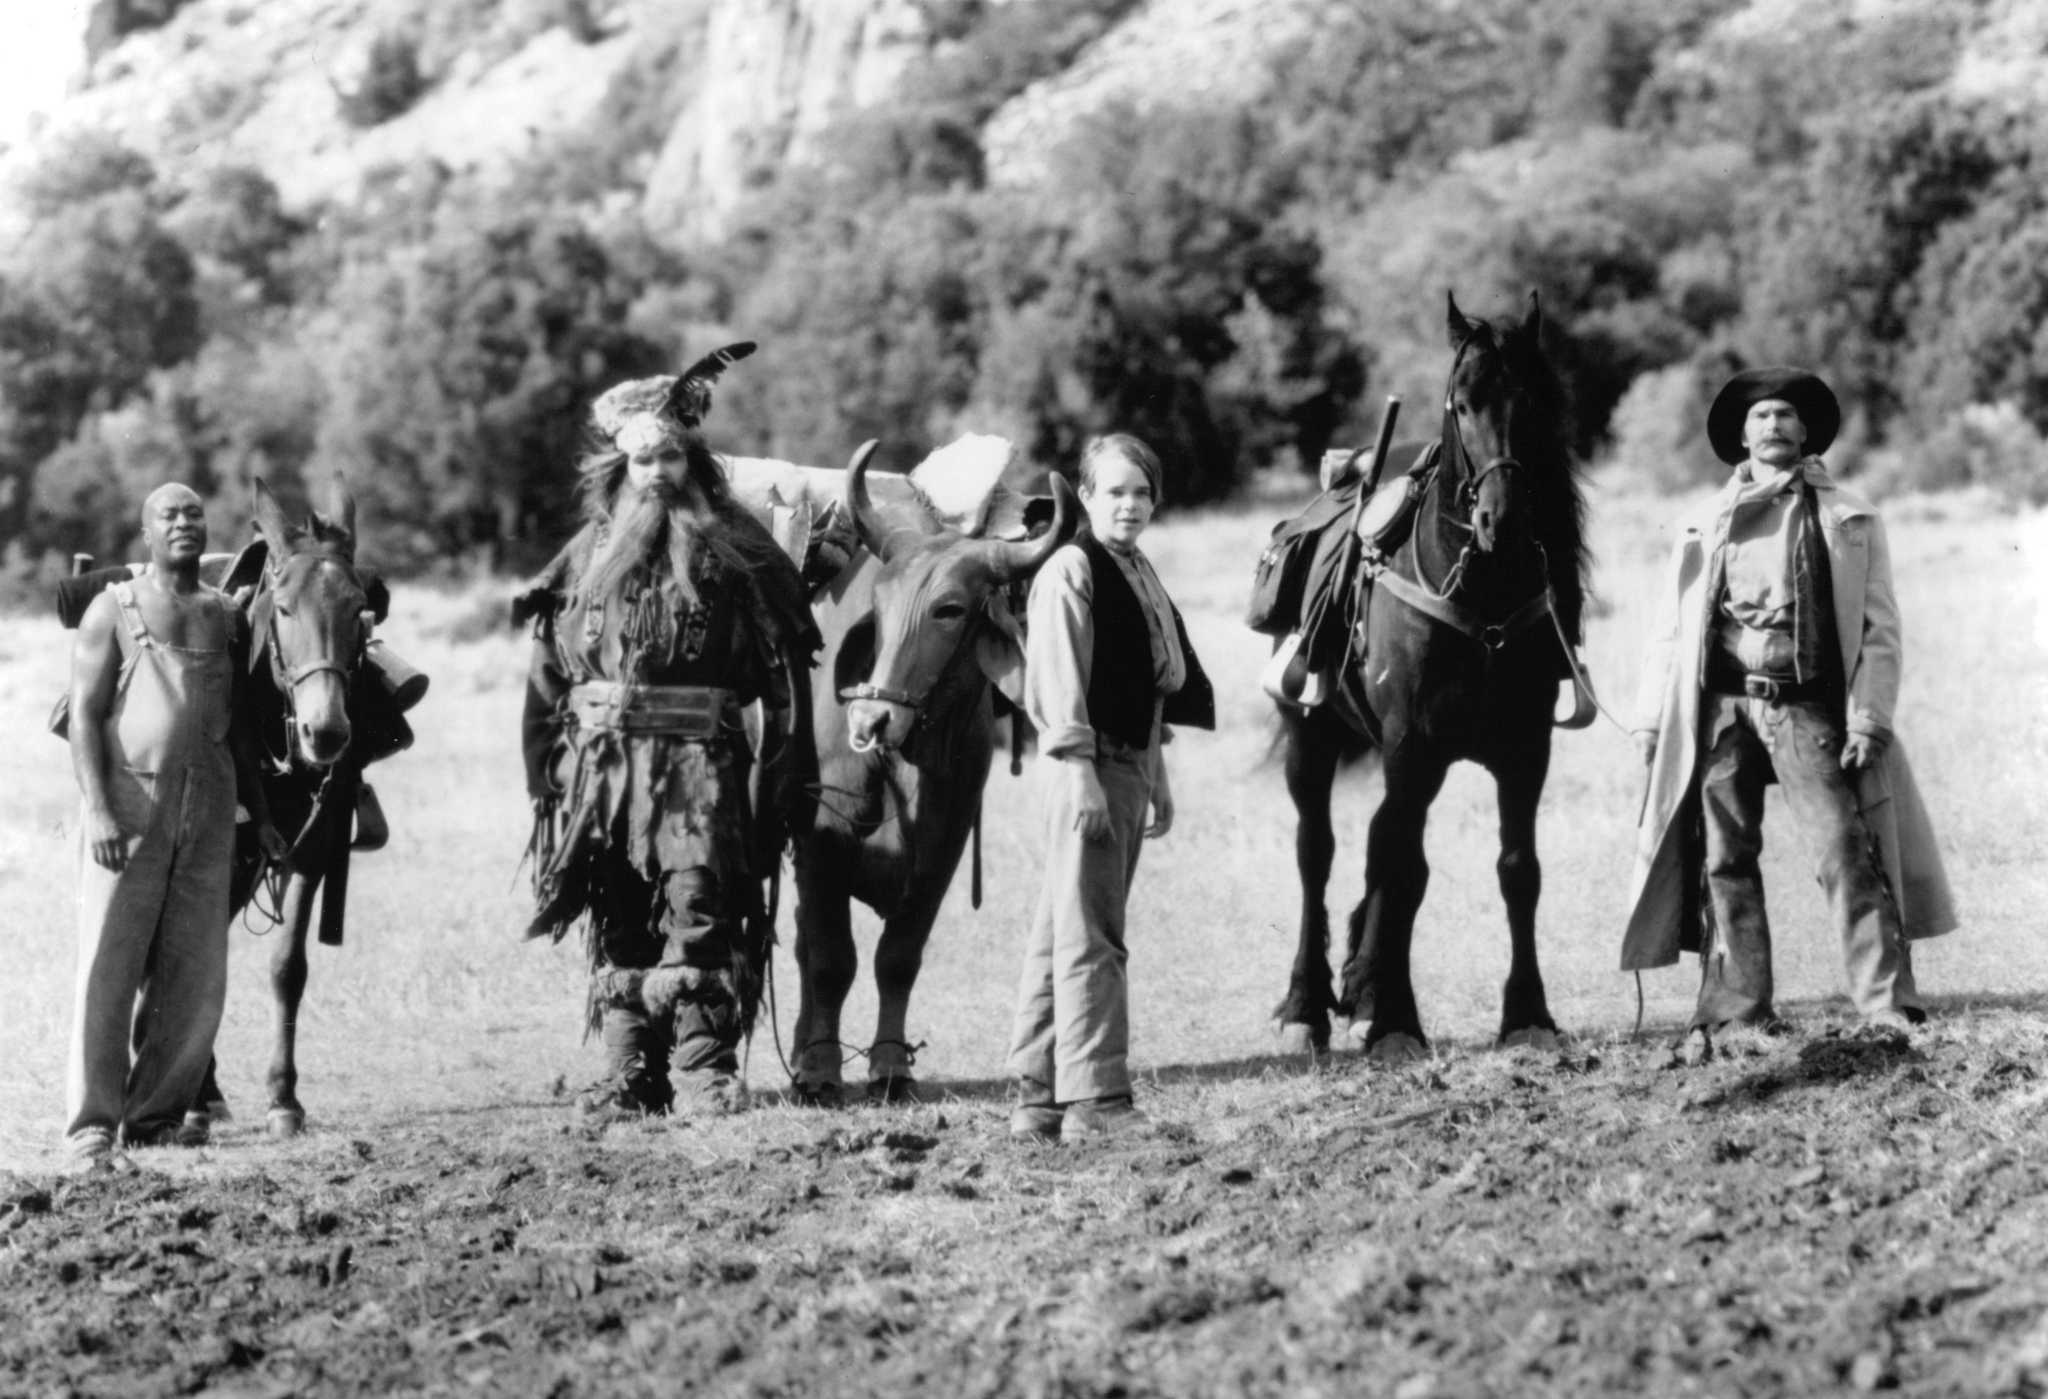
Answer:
[{"left": 1025, "top": 546, "right": 1096, "bottom": 762}]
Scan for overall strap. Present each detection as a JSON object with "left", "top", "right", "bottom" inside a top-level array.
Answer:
[{"left": 110, "top": 580, "right": 152, "bottom": 652}]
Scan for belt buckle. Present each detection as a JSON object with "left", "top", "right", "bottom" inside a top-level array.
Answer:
[{"left": 1743, "top": 675, "right": 1781, "bottom": 703}]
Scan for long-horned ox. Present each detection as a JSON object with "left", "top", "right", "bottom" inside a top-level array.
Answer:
[{"left": 784, "top": 441, "right": 1075, "bottom": 1103}]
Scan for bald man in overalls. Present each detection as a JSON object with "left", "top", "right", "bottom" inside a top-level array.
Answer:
[{"left": 66, "top": 485, "right": 283, "bottom": 1159}]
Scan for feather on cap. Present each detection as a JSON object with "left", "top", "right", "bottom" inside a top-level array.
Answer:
[{"left": 589, "top": 341, "right": 759, "bottom": 444}]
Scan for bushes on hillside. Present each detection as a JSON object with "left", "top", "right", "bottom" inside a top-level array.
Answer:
[
  {"left": 338, "top": 32, "right": 427, "bottom": 130},
  {"left": 14, "top": 0, "right": 2048, "bottom": 578},
  {"left": 85, "top": 0, "right": 197, "bottom": 62},
  {"left": 717, "top": 97, "right": 1363, "bottom": 502},
  {"left": 308, "top": 209, "right": 668, "bottom": 569},
  {"left": 0, "top": 137, "right": 201, "bottom": 548},
  {"left": 1863, "top": 403, "right": 2048, "bottom": 504}
]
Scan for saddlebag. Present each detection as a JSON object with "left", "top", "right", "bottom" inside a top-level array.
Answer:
[{"left": 1247, "top": 483, "right": 1361, "bottom": 637}]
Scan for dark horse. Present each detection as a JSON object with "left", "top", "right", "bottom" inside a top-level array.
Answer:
[
  {"left": 207, "top": 475, "right": 415, "bottom": 1136},
  {"left": 1275, "top": 292, "right": 1589, "bottom": 1061}
]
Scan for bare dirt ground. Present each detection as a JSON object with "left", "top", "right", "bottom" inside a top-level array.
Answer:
[
  {"left": 8, "top": 1011, "right": 2048, "bottom": 1399},
  {"left": 3, "top": 483, "right": 2045, "bottom": 1397}
]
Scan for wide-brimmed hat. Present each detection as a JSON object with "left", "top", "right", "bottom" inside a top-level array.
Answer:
[{"left": 1706, "top": 366, "right": 1840, "bottom": 465}]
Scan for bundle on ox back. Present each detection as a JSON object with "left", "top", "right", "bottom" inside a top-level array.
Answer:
[
  {"left": 1265, "top": 292, "right": 1592, "bottom": 1060},
  {"left": 726, "top": 436, "right": 1076, "bottom": 1103}
]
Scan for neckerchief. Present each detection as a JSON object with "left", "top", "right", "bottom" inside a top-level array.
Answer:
[{"left": 1704, "top": 457, "right": 1835, "bottom": 686}]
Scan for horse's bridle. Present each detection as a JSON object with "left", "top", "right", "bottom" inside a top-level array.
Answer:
[
  {"left": 1442, "top": 332, "right": 1523, "bottom": 525},
  {"left": 1409, "top": 332, "right": 1526, "bottom": 599}
]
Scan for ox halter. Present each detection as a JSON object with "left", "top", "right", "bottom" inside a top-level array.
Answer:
[{"left": 840, "top": 680, "right": 931, "bottom": 754}]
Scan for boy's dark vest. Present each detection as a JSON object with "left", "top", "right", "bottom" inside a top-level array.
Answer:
[{"left": 1074, "top": 532, "right": 1215, "bottom": 751}]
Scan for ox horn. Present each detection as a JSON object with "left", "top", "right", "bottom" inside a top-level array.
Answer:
[
  {"left": 844, "top": 439, "right": 901, "bottom": 562},
  {"left": 981, "top": 472, "right": 1076, "bottom": 582}
]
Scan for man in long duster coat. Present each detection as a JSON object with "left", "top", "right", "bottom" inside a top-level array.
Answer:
[{"left": 1622, "top": 368, "right": 1956, "bottom": 1051}]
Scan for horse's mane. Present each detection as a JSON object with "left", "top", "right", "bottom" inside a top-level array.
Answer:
[{"left": 1462, "top": 316, "right": 1590, "bottom": 643}]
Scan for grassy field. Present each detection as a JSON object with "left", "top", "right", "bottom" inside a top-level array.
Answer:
[{"left": 2, "top": 479, "right": 2046, "bottom": 1397}]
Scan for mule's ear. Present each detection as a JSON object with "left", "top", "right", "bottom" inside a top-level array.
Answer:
[
  {"left": 252, "top": 479, "right": 295, "bottom": 558},
  {"left": 1446, "top": 290, "right": 1474, "bottom": 348},
  {"left": 328, "top": 472, "right": 357, "bottom": 545},
  {"left": 1521, "top": 289, "right": 1542, "bottom": 344}
]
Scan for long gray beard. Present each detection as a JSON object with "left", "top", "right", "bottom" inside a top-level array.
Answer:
[{"left": 584, "top": 486, "right": 706, "bottom": 611}]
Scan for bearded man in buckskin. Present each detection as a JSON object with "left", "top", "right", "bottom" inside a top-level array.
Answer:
[{"left": 518, "top": 345, "right": 819, "bottom": 1119}]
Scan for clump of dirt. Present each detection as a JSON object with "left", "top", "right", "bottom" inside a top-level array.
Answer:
[{"left": 4, "top": 1012, "right": 2047, "bottom": 1397}]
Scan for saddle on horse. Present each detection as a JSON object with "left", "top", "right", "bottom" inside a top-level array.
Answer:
[{"left": 1249, "top": 393, "right": 1422, "bottom": 703}]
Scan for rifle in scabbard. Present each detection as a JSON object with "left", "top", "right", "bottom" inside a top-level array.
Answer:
[{"left": 1261, "top": 394, "right": 1402, "bottom": 707}]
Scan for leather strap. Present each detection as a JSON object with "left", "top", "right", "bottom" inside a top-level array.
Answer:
[
  {"left": 838, "top": 681, "right": 922, "bottom": 708},
  {"left": 287, "top": 658, "right": 354, "bottom": 687},
  {"left": 1375, "top": 566, "right": 1553, "bottom": 651},
  {"left": 569, "top": 681, "right": 731, "bottom": 737},
  {"left": 111, "top": 581, "right": 151, "bottom": 650}
]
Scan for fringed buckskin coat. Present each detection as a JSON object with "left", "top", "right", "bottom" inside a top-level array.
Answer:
[
  {"left": 1620, "top": 466, "right": 1958, "bottom": 971},
  {"left": 516, "top": 511, "right": 819, "bottom": 953}
]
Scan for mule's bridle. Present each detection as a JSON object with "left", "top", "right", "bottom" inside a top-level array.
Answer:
[
  {"left": 276, "top": 649, "right": 357, "bottom": 690},
  {"left": 259, "top": 556, "right": 369, "bottom": 761}
]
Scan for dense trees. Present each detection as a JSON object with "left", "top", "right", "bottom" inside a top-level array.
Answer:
[{"left": 3, "top": 0, "right": 2042, "bottom": 580}]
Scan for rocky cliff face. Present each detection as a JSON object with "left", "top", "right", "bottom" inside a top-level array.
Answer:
[
  {"left": 28, "top": 0, "right": 650, "bottom": 209},
  {"left": 981, "top": 0, "right": 1318, "bottom": 187},
  {"left": 15, "top": 0, "right": 931, "bottom": 240},
  {"left": 641, "top": 0, "right": 930, "bottom": 240},
  {"left": 14, "top": 0, "right": 2042, "bottom": 242}
]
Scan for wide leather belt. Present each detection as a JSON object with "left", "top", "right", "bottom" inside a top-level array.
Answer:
[
  {"left": 1705, "top": 665, "right": 1821, "bottom": 705},
  {"left": 568, "top": 682, "right": 731, "bottom": 737}
]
